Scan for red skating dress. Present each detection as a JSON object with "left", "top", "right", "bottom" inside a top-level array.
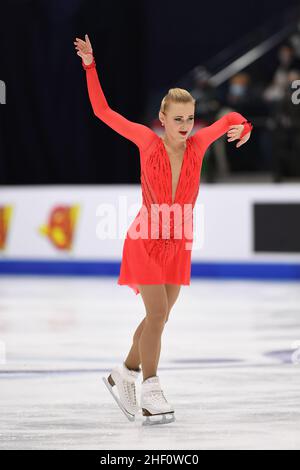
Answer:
[{"left": 82, "top": 58, "right": 253, "bottom": 296}]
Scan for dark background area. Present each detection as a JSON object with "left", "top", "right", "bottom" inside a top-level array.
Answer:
[{"left": 0, "top": 0, "right": 299, "bottom": 185}]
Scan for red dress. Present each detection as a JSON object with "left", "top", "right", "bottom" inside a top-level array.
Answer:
[{"left": 82, "top": 58, "right": 253, "bottom": 295}]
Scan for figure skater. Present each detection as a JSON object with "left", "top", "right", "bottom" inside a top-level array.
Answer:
[{"left": 74, "top": 34, "right": 253, "bottom": 426}]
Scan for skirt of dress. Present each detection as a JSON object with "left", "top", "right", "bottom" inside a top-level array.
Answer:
[{"left": 117, "top": 229, "right": 192, "bottom": 296}]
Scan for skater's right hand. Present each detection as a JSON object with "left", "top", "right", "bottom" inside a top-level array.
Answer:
[{"left": 74, "top": 34, "right": 94, "bottom": 66}]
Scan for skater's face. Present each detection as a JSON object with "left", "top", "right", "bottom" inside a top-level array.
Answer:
[{"left": 159, "top": 102, "right": 195, "bottom": 143}]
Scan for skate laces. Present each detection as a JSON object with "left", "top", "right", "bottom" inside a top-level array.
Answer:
[
  {"left": 123, "top": 379, "right": 137, "bottom": 405},
  {"left": 146, "top": 388, "right": 167, "bottom": 404}
]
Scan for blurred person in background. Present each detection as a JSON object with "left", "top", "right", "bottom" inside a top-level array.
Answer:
[
  {"left": 269, "top": 67, "right": 300, "bottom": 181},
  {"left": 226, "top": 72, "right": 253, "bottom": 110},
  {"left": 201, "top": 72, "right": 256, "bottom": 181},
  {"left": 263, "top": 43, "right": 300, "bottom": 105},
  {"left": 190, "top": 66, "right": 225, "bottom": 181}
]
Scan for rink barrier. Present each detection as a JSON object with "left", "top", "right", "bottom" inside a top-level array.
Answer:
[{"left": 0, "top": 260, "right": 299, "bottom": 280}]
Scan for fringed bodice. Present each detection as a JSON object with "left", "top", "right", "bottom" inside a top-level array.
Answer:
[{"left": 139, "top": 136, "right": 202, "bottom": 264}]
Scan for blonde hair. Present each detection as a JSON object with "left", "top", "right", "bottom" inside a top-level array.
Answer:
[{"left": 160, "top": 88, "right": 196, "bottom": 114}]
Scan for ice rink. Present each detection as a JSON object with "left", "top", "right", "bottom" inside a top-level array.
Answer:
[{"left": 0, "top": 276, "right": 299, "bottom": 450}]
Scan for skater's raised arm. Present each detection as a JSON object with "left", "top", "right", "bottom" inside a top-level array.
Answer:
[
  {"left": 193, "top": 111, "right": 253, "bottom": 152},
  {"left": 74, "top": 35, "right": 156, "bottom": 153}
]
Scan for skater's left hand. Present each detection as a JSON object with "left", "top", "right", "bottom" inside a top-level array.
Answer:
[
  {"left": 74, "top": 34, "right": 94, "bottom": 66},
  {"left": 227, "top": 124, "right": 251, "bottom": 148}
]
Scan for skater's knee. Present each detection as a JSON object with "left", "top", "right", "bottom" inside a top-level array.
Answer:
[
  {"left": 132, "top": 317, "right": 146, "bottom": 343},
  {"left": 138, "top": 284, "right": 169, "bottom": 329},
  {"left": 145, "top": 307, "right": 168, "bottom": 328}
]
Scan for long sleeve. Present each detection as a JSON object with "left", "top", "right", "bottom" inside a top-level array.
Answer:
[
  {"left": 192, "top": 111, "right": 253, "bottom": 152},
  {"left": 82, "top": 58, "right": 156, "bottom": 153}
]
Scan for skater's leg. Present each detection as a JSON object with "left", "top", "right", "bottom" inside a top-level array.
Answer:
[
  {"left": 164, "top": 284, "right": 181, "bottom": 323},
  {"left": 124, "top": 284, "right": 181, "bottom": 371},
  {"left": 152, "top": 284, "right": 181, "bottom": 368},
  {"left": 124, "top": 317, "right": 146, "bottom": 371},
  {"left": 136, "top": 284, "right": 169, "bottom": 382}
]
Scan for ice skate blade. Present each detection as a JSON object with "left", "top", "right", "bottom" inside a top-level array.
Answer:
[
  {"left": 102, "top": 376, "right": 135, "bottom": 422},
  {"left": 142, "top": 410, "right": 175, "bottom": 426}
]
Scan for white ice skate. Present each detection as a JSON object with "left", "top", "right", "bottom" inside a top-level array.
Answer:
[
  {"left": 141, "top": 375, "right": 175, "bottom": 426},
  {"left": 102, "top": 362, "right": 141, "bottom": 422}
]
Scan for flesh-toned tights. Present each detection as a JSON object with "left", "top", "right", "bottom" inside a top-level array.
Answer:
[{"left": 124, "top": 284, "right": 181, "bottom": 382}]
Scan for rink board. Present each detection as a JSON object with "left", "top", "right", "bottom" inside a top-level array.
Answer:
[{"left": 0, "top": 184, "right": 299, "bottom": 279}]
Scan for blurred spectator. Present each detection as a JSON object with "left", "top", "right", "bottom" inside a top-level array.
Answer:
[
  {"left": 289, "top": 33, "right": 300, "bottom": 59},
  {"left": 226, "top": 72, "right": 253, "bottom": 108},
  {"left": 263, "top": 43, "right": 300, "bottom": 103},
  {"left": 270, "top": 68, "right": 300, "bottom": 181},
  {"left": 191, "top": 65, "right": 221, "bottom": 122},
  {"left": 193, "top": 71, "right": 261, "bottom": 181},
  {"left": 191, "top": 66, "right": 223, "bottom": 182},
  {"left": 152, "top": 39, "right": 300, "bottom": 181}
]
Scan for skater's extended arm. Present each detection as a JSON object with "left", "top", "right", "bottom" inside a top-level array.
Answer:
[
  {"left": 74, "top": 35, "right": 156, "bottom": 153},
  {"left": 193, "top": 111, "right": 253, "bottom": 152}
]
